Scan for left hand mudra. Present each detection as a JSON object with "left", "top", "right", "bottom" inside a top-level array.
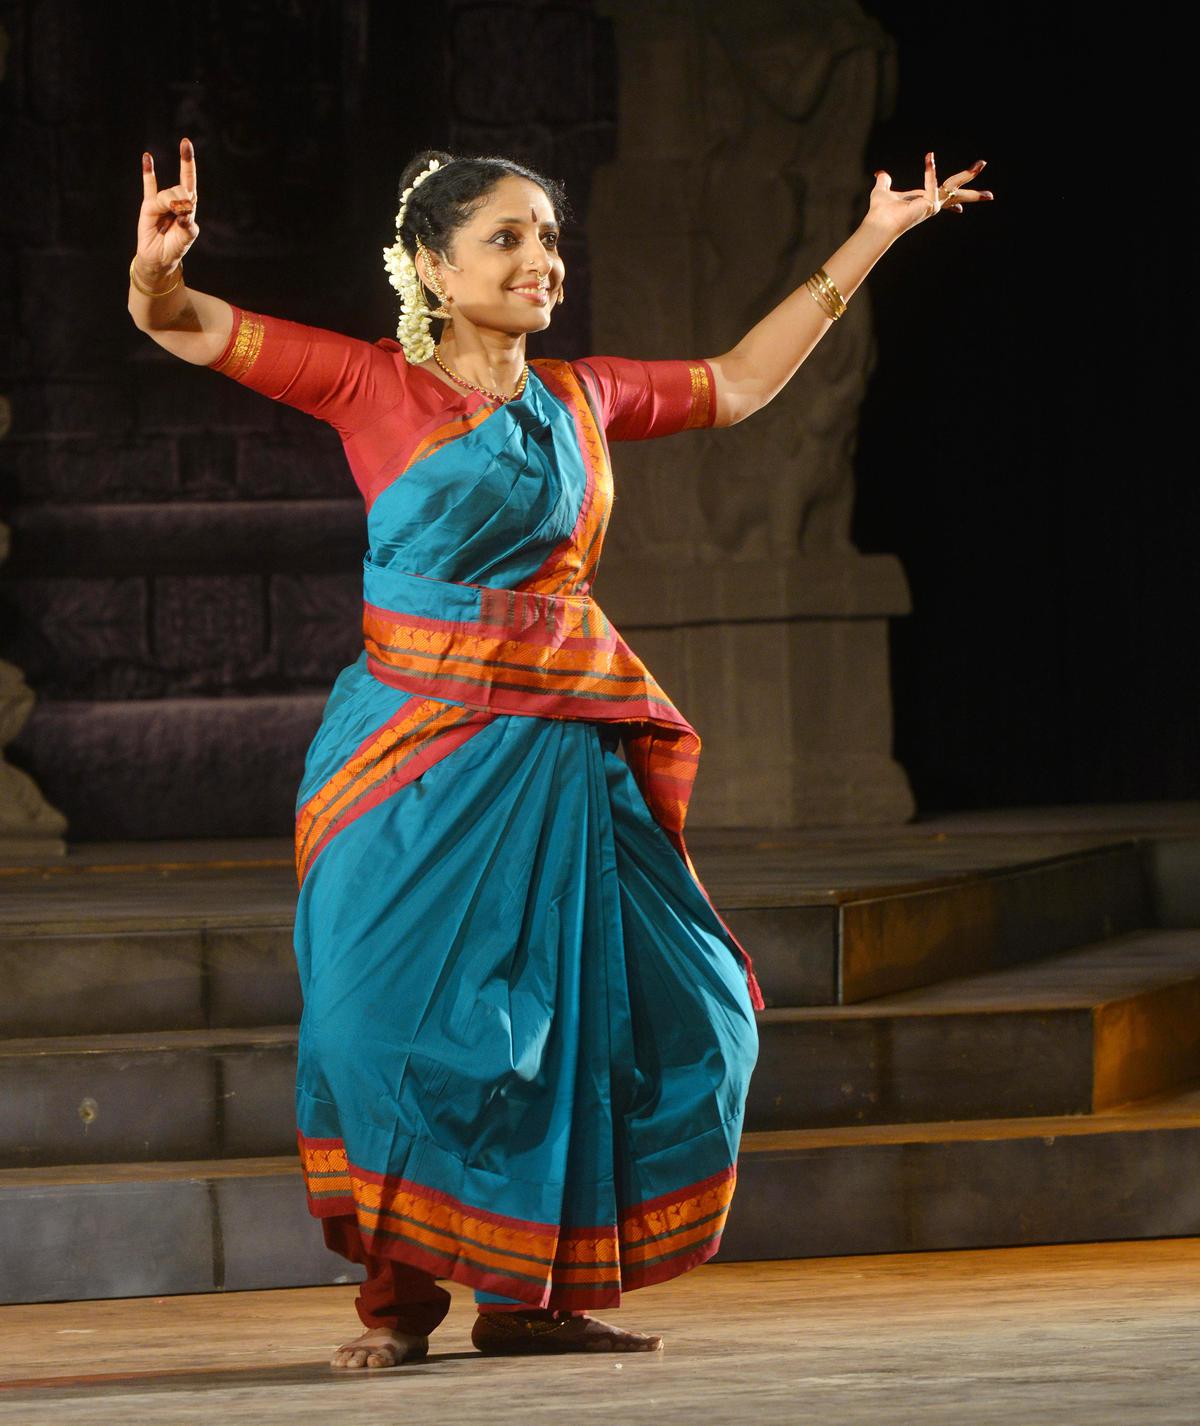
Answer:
[{"left": 867, "top": 152, "right": 994, "bottom": 240}]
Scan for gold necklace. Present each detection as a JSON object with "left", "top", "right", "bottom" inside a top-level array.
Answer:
[{"left": 434, "top": 346, "right": 529, "bottom": 404}]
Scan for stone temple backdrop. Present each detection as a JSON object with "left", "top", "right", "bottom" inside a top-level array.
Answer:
[
  {"left": 2, "top": 0, "right": 920, "bottom": 846},
  {"left": 11, "top": 1, "right": 1187, "bottom": 848},
  {"left": 0, "top": 0, "right": 618, "bottom": 844},
  {"left": 587, "top": 0, "right": 913, "bottom": 829}
]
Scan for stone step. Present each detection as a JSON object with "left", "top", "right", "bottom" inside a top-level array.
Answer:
[
  {"left": 0, "top": 924, "right": 302, "bottom": 1039},
  {"left": 725, "top": 1080, "right": 1200, "bottom": 1261},
  {"left": 0, "top": 839, "right": 1176, "bottom": 1040},
  {"left": 723, "top": 840, "right": 1153, "bottom": 1004},
  {"left": 4, "top": 930, "right": 1198, "bottom": 1167},
  {"left": 0, "top": 1153, "right": 357, "bottom": 1305},
  {"left": 1, "top": 1081, "right": 1196, "bottom": 1305},
  {"left": 746, "top": 928, "right": 1200, "bottom": 1130},
  {"left": 0, "top": 1026, "right": 298, "bottom": 1169}
]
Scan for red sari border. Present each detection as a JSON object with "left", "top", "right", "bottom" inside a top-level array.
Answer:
[{"left": 297, "top": 1131, "right": 737, "bottom": 1310}]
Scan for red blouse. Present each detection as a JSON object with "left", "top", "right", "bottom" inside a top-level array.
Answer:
[{"left": 208, "top": 305, "right": 717, "bottom": 503}]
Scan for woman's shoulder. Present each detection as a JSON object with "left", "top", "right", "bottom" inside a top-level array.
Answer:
[{"left": 551, "top": 354, "right": 717, "bottom": 439}]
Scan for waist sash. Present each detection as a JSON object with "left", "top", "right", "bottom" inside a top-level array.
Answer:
[{"left": 363, "top": 557, "right": 764, "bottom": 1009}]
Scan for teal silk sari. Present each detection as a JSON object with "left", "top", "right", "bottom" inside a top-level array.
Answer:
[{"left": 292, "top": 357, "right": 760, "bottom": 1310}]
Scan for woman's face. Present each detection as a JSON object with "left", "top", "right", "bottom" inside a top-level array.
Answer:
[{"left": 431, "top": 174, "right": 565, "bottom": 338}]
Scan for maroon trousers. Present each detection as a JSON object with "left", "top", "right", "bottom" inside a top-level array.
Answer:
[{"left": 322, "top": 1214, "right": 453, "bottom": 1336}]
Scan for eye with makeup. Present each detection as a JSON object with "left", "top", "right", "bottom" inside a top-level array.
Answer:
[{"left": 490, "top": 229, "right": 559, "bottom": 249}]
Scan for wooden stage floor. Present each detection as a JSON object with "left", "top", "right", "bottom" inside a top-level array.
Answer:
[{"left": 0, "top": 1239, "right": 1196, "bottom": 1424}]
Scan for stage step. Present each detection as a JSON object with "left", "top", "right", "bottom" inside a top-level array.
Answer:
[
  {"left": 746, "top": 927, "right": 1200, "bottom": 1129},
  {"left": 1, "top": 823, "right": 1196, "bottom": 1304},
  {"left": 0, "top": 839, "right": 1176, "bottom": 1035},
  {"left": 0, "top": 1152, "right": 358, "bottom": 1306},
  {"left": 0, "top": 1026, "right": 298, "bottom": 1167},
  {"left": 1, "top": 1080, "right": 1196, "bottom": 1306},
  {"left": 725, "top": 839, "right": 1153, "bottom": 1004},
  {"left": 4, "top": 929, "right": 1198, "bottom": 1167},
  {"left": 726, "top": 1081, "right": 1200, "bottom": 1260},
  {"left": 0, "top": 924, "right": 301, "bottom": 1040}
]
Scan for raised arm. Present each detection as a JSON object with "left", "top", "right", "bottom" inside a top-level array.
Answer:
[
  {"left": 707, "top": 152, "right": 994, "bottom": 427},
  {"left": 126, "top": 137, "right": 407, "bottom": 442},
  {"left": 127, "top": 137, "right": 233, "bottom": 366}
]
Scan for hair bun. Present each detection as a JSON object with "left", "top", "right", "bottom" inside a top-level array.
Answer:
[{"left": 396, "top": 149, "right": 456, "bottom": 201}]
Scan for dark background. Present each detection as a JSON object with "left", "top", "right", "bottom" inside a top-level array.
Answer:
[
  {"left": 0, "top": 0, "right": 1194, "bottom": 837},
  {"left": 854, "top": 0, "right": 1196, "bottom": 809}
]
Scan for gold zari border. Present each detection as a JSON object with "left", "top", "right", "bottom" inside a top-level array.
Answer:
[
  {"left": 213, "top": 312, "right": 265, "bottom": 379},
  {"left": 682, "top": 363, "right": 713, "bottom": 429}
]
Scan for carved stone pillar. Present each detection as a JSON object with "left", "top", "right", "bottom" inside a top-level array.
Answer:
[
  {"left": 0, "top": 396, "right": 68, "bottom": 858},
  {"left": 588, "top": 0, "right": 914, "bottom": 826}
]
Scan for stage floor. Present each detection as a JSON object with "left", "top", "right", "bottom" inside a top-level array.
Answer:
[{"left": 0, "top": 1239, "right": 1196, "bottom": 1424}]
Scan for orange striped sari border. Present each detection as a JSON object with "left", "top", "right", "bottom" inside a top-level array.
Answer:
[
  {"left": 361, "top": 578, "right": 691, "bottom": 735},
  {"left": 360, "top": 399, "right": 497, "bottom": 513},
  {"left": 401, "top": 404, "right": 498, "bottom": 476},
  {"left": 298, "top": 1136, "right": 556, "bottom": 1238},
  {"left": 296, "top": 1133, "right": 736, "bottom": 1306},
  {"left": 360, "top": 1229, "right": 555, "bottom": 1303},
  {"left": 297, "top": 1132, "right": 734, "bottom": 1265},
  {"left": 362, "top": 640, "right": 678, "bottom": 703},
  {"left": 358, "top": 1206, "right": 555, "bottom": 1283},
  {"left": 363, "top": 610, "right": 630, "bottom": 665},
  {"left": 525, "top": 359, "right": 612, "bottom": 597},
  {"left": 363, "top": 654, "right": 686, "bottom": 727},
  {"left": 621, "top": 1231, "right": 725, "bottom": 1292},
  {"left": 621, "top": 1163, "right": 737, "bottom": 1245},
  {"left": 294, "top": 698, "right": 492, "bottom": 886}
]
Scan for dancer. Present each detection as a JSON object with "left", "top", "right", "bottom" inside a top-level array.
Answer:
[{"left": 127, "top": 138, "right": 992, "bottom": 1367}]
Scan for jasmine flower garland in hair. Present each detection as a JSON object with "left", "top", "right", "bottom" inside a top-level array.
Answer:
[{"left": 382, "top": 157, "right": 443, "bottom": 364}]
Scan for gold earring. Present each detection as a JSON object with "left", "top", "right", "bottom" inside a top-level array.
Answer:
[
  {"left": 415, "top": 236, "right": 453, "bottom": 319},
  {"left": 556, "top": 285, "right": 565, "bottom": 307}
]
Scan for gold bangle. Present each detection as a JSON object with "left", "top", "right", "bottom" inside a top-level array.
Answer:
[
  {"left": 806, "top": 266, "right": 847, "bottom": 321},
  {"left": 129, "top": 256, "right": 184, "bottom": 299},
  {"left": 805, "top": 276, "right": 840, "bottom": 321},
  {"left": 813, "top": 266, "right": 847, "bottom": 316}
]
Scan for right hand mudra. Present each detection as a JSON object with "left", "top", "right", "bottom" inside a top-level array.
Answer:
[{"left": 136, "top": 137, "right": 199, "bottom": 274}]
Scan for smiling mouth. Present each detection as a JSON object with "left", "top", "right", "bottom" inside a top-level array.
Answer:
[{"left": 509, "top": 285, "right": 550, "bottom": 303}]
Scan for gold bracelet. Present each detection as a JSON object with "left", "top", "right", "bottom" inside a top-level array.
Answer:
[
  {"left": 806, "top": 272, "right": 845, "bottom": 320},
  {"left": 805, "top": 266, "right": 847, "bottom": 321},
  {"left": 815, "top": 266, "right": 843, "bottom": 316},
  {"left": 129, "top": 256, "right": 184, "bottom": 299},
  {"left": 805, "top": 277, "right": 838, "bottom": 320},
  {"left": 813, "top": 266, "right": 847, "bottom": 316}
]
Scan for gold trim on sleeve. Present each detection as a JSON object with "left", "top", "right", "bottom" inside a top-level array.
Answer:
[
  {"left": 212, "top": 312, "right": 265, "bottom": 379},
  {"left": 682, "top": 363, "right": 713, "bottom": 430}
]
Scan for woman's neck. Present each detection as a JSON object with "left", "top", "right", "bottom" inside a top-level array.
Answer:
[{"left": 437, "top": 323, "right": 527, "bottom": 396}]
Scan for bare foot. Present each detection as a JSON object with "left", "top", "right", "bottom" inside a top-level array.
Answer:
[
  {"left": 472, "top": 1310, "right": 664, "bottom": 1355},
  {"left": 330, "top": 1325, "right": 429, "bottom": 1369}
]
